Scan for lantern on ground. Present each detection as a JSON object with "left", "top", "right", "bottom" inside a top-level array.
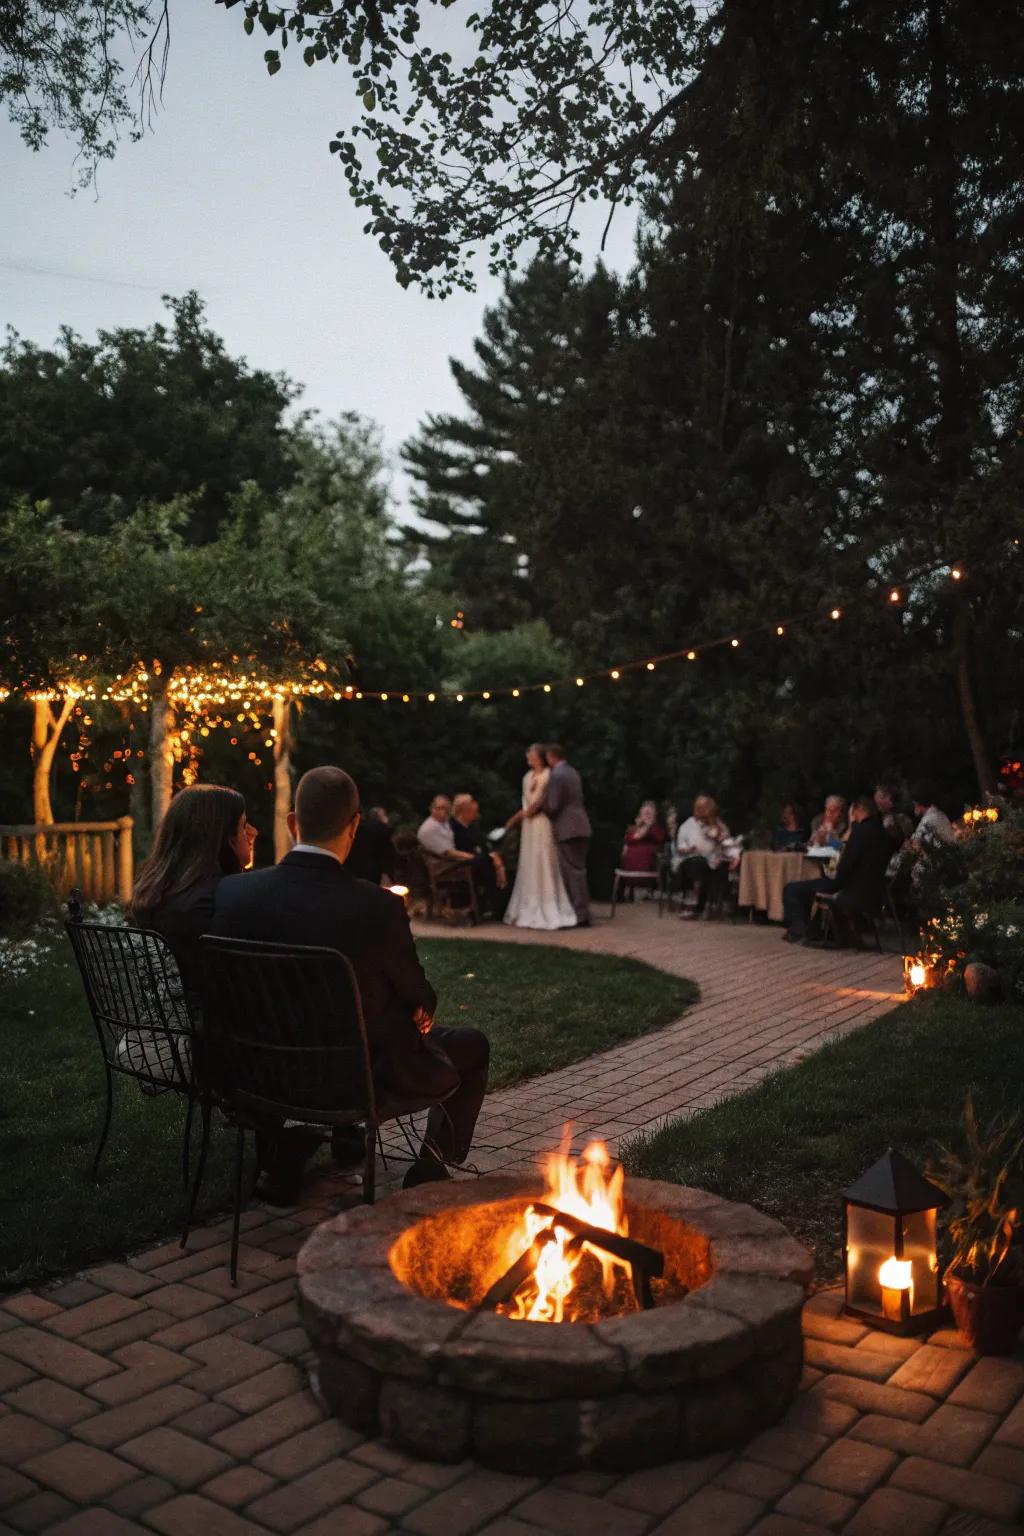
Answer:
[
  {"left": 903, "top": 954, "right": 931, "bottom": 996},
  {"left": 843, "top": 1150, "right": 949, "bottom": 1335}
]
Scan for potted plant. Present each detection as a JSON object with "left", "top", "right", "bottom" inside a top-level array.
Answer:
[{"left": 929, "top": 1097, "right": 1024, "bottom": 1355}]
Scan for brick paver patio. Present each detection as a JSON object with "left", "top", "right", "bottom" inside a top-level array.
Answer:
[{"left": 3, "top": 906, "right": 1023, "bottom": 1536}]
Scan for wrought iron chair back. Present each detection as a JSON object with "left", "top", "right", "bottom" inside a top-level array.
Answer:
[
  {"left": 195, "top": 934, "right": 450, "bottom": 1283},
  {"left": 64, "top": 898, "right": 196, "bottom": 1179},
  {"left": 198, "top": 935, "right": 376, "bottom": 1127}
]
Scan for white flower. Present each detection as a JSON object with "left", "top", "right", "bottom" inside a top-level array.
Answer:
[
  {"left": 975, "top": 912, "right": 989, "bottom": 927},
  {"left": 1004, "top": 925, "right": 1019, "bottom": 938}
]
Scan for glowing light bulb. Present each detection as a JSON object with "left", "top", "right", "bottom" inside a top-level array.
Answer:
[
  {"left": 731, "top": 638, "right": 740, "bottom": 649},
  {"left": 512, "top": 688, "right": 520, "bottom": 697},
  {"left": 456, "top": 693, "right": 464, "bottom": 702},
  {"left": 482, "top": 691, "right": 491, "bottom": 700},
  {"left": 830, "top": 607, "right": 842, "bottom": 621},
  {"left": 687, "top": 650, "right": 697, "bottom": 661},
  {"left": 889, "top": 589, "right": 900, "bottom": 603},
  {"left": 646, "top": 662, "right": 655, "bottom": 671},
  {"left": 576, "top": 677, "right": 584, "bottom": 687},
  {"left": 951, "top": 567, "right": 963, "bottom": 580},
  {"left": 776, "top": 626, "right": 785, "bottom": 636},
  {"left": 427, "top": 692, "right": 436, "bottom": 702},
  {"left": 543, "top": 683, "right": 552, "bottom": 693},
  {"left": 610, "top": 669, "right": 620, "bottom": 680}
]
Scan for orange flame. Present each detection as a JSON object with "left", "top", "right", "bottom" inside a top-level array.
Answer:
[{"left": 508, "top": 1137, "right": 629, "bottom": 1323}]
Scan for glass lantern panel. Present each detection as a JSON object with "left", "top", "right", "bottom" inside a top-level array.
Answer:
[
  {"left": 846, "top": 1204, "right": 897, "bottom": 1316},
  {"left": 903, "top": 1208, "right": 939, "bottom": 1315}
]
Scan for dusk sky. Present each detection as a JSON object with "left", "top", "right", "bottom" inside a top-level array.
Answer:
[{"left": 0, "top": 4, "right": 637, "bottom": 519}]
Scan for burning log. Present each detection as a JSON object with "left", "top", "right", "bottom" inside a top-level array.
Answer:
[
  {"left": 479, "top": 1204, "right": 665, "bottom": 1316},
  {"left": 479, "top": 1225, "right": 558, "bottom": 1312}
]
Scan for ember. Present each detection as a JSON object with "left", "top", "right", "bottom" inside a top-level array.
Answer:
[{"left": 482, "top": 1140, "right": 665, "bottom": 1323}]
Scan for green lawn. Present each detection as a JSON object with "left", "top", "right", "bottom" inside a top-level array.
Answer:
[
  {"left": 0, "top": 933, "right": 695, "bottom": 1289},
  {"left": 624, "top": 991, "right": 1024, "bottom": 1283}
]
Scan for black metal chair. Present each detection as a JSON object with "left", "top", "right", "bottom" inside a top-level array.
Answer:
[
  {"left": 193, "top": 935, "right": 457, "bottom": 1284},
  {"left": 810, "top": 890, "right": 884, "bottom": 951},
  {"left": 64, "top": 895, "right": 198, "bottom": 1182}
]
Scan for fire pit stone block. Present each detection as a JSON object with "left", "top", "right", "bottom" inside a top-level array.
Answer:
[{"left": 298, "top": 1173, "right": 812, "bottom": 1473}]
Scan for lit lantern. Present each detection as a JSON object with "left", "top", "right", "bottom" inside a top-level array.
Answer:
[
  {"left": 903, "top": 955, "right": 931, "bottom": 996},
  {"left": 843, "top": 1150, "right": 949, "bottom": 1334}
]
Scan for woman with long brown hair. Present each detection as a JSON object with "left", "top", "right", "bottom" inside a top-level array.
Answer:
[{"left": 131, "top": 784, "right": 255, "bottom": 991}]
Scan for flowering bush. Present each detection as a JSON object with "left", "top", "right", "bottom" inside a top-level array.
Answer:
[{"left": 918, "top": 809, "right": 1024, "bottom": 1000}]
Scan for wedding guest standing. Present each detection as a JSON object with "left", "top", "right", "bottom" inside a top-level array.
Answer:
[{"left": 621, "top": 800, "right": 668, "bottom": 874}]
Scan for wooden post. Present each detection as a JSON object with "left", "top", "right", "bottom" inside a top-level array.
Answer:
[
  {"left": 272, "top": 695, "right": 296, "bottom": 864},
  {"left": 116, "top": 816, "right": 134, "bottom": 905},
  {"left": 149, "top": 673, "right": 175, "bottom": 831}
]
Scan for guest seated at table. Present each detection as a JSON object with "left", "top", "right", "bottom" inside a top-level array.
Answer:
[
  {"left": 213, "top": 767, "right": 490, "bottom": 1202},
  {"left": 346, "top": 804, "right": 396, "bottom": 886},
  {"left": 781, "top": 794, "right": 892, "bottom": 945},
  {"left": 451, "top": 792, "right": 508, "bottom": 916},
  {"left": 130, "top": 783, "right": 257, "bottom": 1002},
  {"left": 874, "top": 783, "right": 915, "bottom": 851},
  {"left": 675, "top": 795, "right": 738, "bottom": 919},
  {"left": 621, "top": 800, "right": 668, "bottom": 875},
  {"left": 771, "top": 803, "right": 808, "bottom": 852},
  {"left": 809, "top": 794, "right": 848, "bottom": 849},
  {"left": 909, "top": 783, "right": 956, "bottom": 848}
]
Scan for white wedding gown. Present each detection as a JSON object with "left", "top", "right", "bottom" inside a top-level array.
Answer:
[{"left": 503, "top": 768, "right": 577, "bottom": 930}]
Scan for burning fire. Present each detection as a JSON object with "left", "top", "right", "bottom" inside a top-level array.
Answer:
[{"left": 507, "top": 1139, "right": 630, "bottom": 1323}]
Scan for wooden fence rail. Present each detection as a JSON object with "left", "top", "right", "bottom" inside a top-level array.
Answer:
[{"left": 0, "top": 817, "right": 133, "bottom": 905}]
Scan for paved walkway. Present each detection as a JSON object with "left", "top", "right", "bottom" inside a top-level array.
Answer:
[{"left": 4, "top": 908, "right": 1024, "bottom": 1536}]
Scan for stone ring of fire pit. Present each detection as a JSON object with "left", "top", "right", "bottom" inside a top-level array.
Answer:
[{"left": 298, "top": 1173, "right": 813, "bottom": 1474}]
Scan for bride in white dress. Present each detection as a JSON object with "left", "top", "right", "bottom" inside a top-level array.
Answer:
[{"left": 503, "top": 744, "right": 577, "bottom": 930}]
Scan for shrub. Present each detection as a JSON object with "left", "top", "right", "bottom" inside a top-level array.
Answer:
[
  {"left": 0, "top": 860, "right": 59, "bottom": 940},
  {"left": 918, "top": 809, "right": 1024, "bottom": 998}
]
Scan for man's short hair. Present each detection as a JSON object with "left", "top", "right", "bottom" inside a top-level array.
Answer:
[
  {"left": 546, "top": 743, "right": 565, "bottom": 759},
  {"left": 825, "top": 793, "right": 847, "bottom": 809},
  {"left": 295, "top": 766, "right": 359, "bottom": 842},
  {"left": 853, "top": 793, "right": 876, "bottom": 816},
  {"left": 452, "top": 793, "right": 474, "bottom": 817}
]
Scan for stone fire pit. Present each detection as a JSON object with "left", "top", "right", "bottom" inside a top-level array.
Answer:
[{"left": 297, "top": 1173, "right": 813, "bottom": 1474}]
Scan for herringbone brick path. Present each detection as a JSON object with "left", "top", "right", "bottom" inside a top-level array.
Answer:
[{"left": 4, "top": 907, "right": 1022, "bottom": 1535}]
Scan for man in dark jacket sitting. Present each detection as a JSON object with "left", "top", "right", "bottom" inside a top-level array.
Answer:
[
  {"left": 211, "top": 766, "right": 489, "bottom": 1202},
  {"left": 781, "top": 795, "right": 893, "bottom": 945}
]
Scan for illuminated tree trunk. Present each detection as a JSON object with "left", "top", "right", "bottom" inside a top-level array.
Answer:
[
  {"left": 272, "top": 695, "right": 296, "bottom": 863},
  {"left": 149, "top": 672, "right": 176, "bottom": 831},
  {"left": 31, "top": 695, "right": 75, "bottom": 825}
]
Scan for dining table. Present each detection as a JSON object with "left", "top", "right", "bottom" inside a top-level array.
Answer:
[{"left": 737, "top": 848, "right": 838, "bottom": 923}]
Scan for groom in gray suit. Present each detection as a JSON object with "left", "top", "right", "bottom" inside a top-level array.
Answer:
[{"left": 543, "top": 743, "right": 592, "bottom": 926}]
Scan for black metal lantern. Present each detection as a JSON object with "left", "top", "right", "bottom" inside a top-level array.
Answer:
[{"left": 843, "top": 1150, "right": 950, "bottom": 1335}]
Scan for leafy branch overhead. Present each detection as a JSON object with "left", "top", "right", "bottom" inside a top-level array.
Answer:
[{"left": 223, "top": 0, "right": 707, "bottom": 294}]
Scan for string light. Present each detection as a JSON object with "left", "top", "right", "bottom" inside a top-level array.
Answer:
[{"left": 2, "top": 556, "right": 977, "bottom": 713}]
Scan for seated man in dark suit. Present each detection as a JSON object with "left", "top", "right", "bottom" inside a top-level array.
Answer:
[
  {"left": 781, "top": 794, "right": 893, "bottom": 945},
  {"left": 345, "top": 805, "right": 396, "bottom": 886},
  {"left": 451, "top": 793, "right": 508, "bottom": 917},
  {"left": 211, "top": 766, "right": 489, "bottom": 1201}
]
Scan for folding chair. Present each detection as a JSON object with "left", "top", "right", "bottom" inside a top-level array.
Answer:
[{"left": 193, "top": 935, "right": 457, "bottom": 1283}]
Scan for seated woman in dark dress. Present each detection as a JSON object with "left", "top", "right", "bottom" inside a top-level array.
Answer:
[
  {"left": 130, "top": 784, "right": 255, "bottom": 1000},
  {"left": 771, "top": 802, "right": 808, "bottom": 852}
]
